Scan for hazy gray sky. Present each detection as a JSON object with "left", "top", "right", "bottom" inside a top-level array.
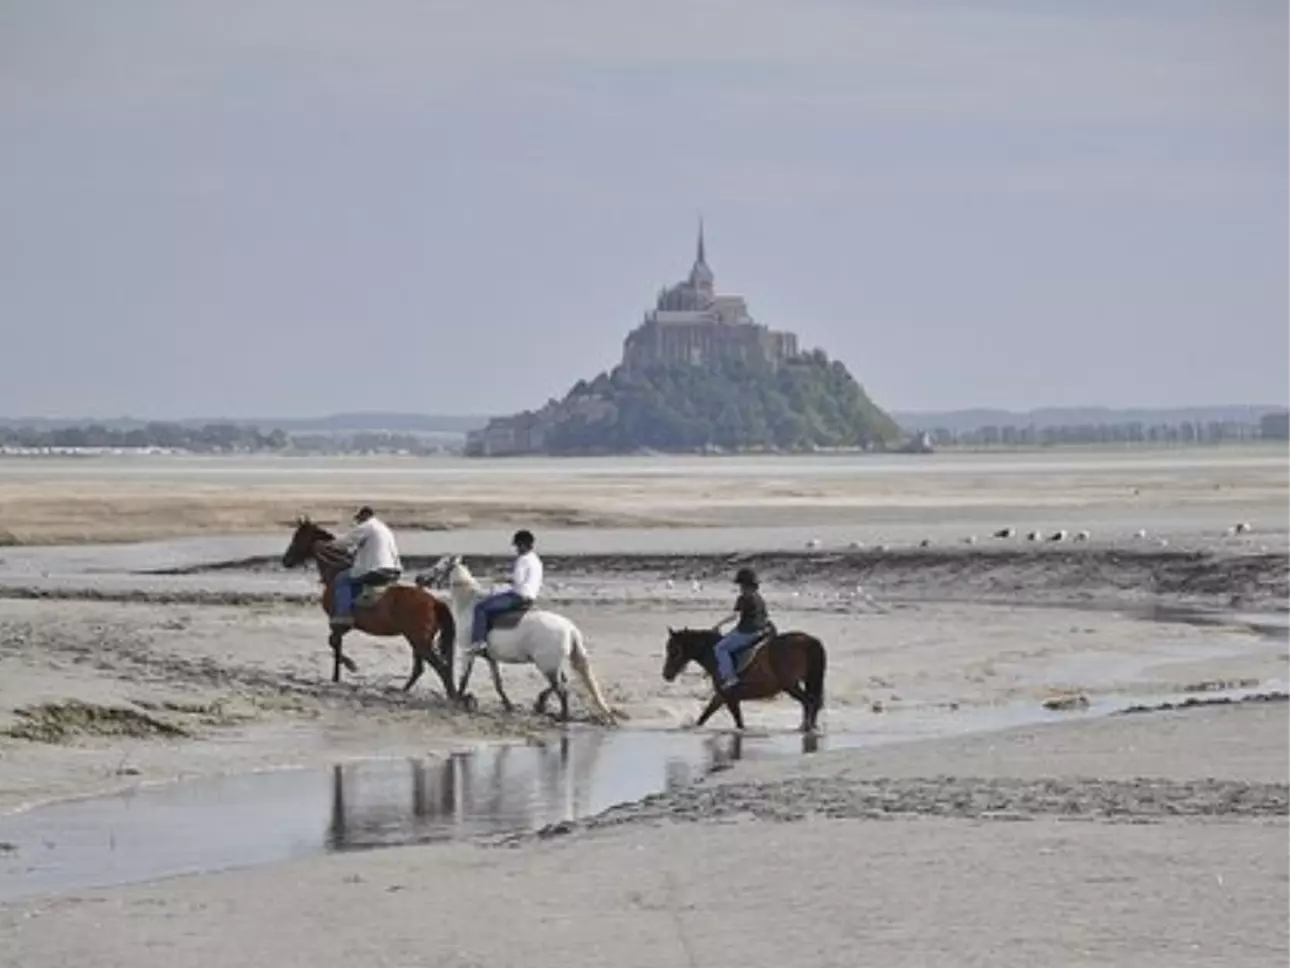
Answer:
[{"left": 2, "top": 0, "right": 1285, "bottom": 418}]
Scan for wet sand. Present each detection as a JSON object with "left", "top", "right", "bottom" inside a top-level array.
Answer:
[
  {"left": 1, "top": 447, "right": 1286, "bottom": 545},
  {"left": 0, "top": 448, "right": 1286, "bottom": 964},
  {"left": 1, "top": 704, "right": 1284, "bottom": 968}
]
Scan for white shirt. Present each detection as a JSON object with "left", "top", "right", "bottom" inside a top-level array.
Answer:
[
  {"left": 511, "top": 550, "right": 543, "bottom": 600},
  {"left": 333, "top": 517, "right": 401, "bottom": 576}
]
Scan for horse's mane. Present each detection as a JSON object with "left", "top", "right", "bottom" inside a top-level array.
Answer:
[
  {"left": 448, "top": 558, "right": 483, "bottom": 592},
  {"left": 299, "top": 519, "right": 352, "bottom": 570}
]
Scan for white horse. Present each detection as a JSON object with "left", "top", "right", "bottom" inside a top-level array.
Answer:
[{"left": 417, "top": 555, "right": 616, "bottom": 723}]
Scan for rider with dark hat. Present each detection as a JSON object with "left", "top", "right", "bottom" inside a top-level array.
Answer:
[
  {"left": 712, "top": 565, "right": 771, "bottom": 691},
  {"left": 468, "top": 528, "right": 544, "bottom": 655}
]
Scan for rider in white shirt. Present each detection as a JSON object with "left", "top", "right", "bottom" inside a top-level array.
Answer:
[
  {"left": 329, "top": 506, "right": 402, "bottom": 628},
  {"left": 470, "top": 529, "right": 542, "bottom": 653}
]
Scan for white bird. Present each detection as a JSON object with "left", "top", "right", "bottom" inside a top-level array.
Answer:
[
  {"left": 993, "top": 527, "right": 1015, "bottom": 539},
  {"left": 1235, "top": 522, "right": 1252, "bottom": 534},
  {"left": 1027, "top": 531, "right": 1041, "bottom": 541},
  {"left": 1048, "top": 530, "right": 1067, "bottom": 542},
  {"left": 690, "top": 580, "right": 702, "bottom": 593},
  {"left": 805, "top": 538, "right": 822, "bottom": 549},
  {"left": 1074, "top": 530, "right": 1090, "bottom": 542},
  {"left": 665, "top": 579, "right": 675, "bottom": 590},
  {"left": 963, "top": 535, "right": 978, "bottom": 545},
  {"left": 1133, "top": 529, "right": 1147, "bottom": 539}
]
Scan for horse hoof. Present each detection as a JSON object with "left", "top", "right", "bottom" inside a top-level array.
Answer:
[{"left": 459, "top": 693, "right": 478, "bottom": 712}]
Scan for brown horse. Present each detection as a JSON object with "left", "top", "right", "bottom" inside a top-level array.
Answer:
[
  {"left": 661, "top": 626, "right": 826, "bottom": 732},
  {"left": 281, "top": 517, "right": 457, "bottom": 698}
]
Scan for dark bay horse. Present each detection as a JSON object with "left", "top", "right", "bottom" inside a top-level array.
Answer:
[
  {"left": 281, "top": 517, "right": 457, "bottom": 698},
  {"left": 662, "top": 627, "right": 826, "bottom": 732}
]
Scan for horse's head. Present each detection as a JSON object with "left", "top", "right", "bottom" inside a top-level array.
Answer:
[
  {"left": 416, "top": 554, "right": 464, "bottom": 590},
  {"left": 662, "top": 626, "right": 717, "bottom": 682},
  {"left": 281, "top": 515, "right": 334, "bottom": 568}
]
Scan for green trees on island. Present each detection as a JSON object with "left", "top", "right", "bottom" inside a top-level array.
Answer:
[{"left": 542, "top": 350, "right": 900, "bottom": 454}]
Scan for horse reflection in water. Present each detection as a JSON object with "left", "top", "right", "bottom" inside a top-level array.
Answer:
[
  {"left": 325, "top": 729, "right": 823, "bottom": 850},
  {"left": 325, "top": 733, "right": 606, "bottom": 850}
]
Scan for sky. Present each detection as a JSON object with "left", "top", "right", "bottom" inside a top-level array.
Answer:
[{"left": 1, "top": 0, "right": 1285, "bottom": 419}]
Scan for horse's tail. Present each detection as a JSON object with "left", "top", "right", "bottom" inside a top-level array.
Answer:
[
  {"left": 431, "top": 595, "right": 457, "bottom": 682},
  {"left": 569, "top": 628, "right": 620, "bottom": 724},
  {"left": 804, "top": 635, "right": 826, "bottom": 713}
]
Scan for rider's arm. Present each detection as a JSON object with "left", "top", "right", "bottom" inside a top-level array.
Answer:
[
  {"left": 714, "top": 596, "right": 740, "bottom": 630},
  {"left": 331, "top": 521, "right": 367, "bottom": 552}
]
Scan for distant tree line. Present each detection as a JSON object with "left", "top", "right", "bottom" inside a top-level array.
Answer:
[
  {"left": 287, "top": 431, "right": 457, "bottom": 455},
  {"left": 0, "top": 422, "right": 289, "bottom": 452},
  {"left": 916, "top": 415, "right": 1287, "bottom": 448},
  {"left": 0, "top": 423, "right": 463, "bottom": 455}
]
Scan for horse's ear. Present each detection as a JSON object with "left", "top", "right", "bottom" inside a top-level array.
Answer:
[{"left": 667, "top": 625, "right": 675, "bottom": 635}]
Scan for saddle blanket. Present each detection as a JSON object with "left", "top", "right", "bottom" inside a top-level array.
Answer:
[
  {"left": 734, "top": 638, "right": 769, "bottom": 675},
  {"left": 354, "top": 581, "right": 412, "bottom": 607}
]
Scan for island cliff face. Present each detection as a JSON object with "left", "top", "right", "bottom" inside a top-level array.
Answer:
[{"left": 467, "top": 226, "right": 899, "bottom": 457}]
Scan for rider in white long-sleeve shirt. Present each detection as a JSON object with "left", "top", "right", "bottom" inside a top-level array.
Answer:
[
  {"left": 469, "top": 529, "right": 542, "bottom": 654},
  {"left": 329, "top": 506, "right": 402, "bottom": 628}
]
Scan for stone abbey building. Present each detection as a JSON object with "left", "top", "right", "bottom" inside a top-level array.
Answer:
[
  {"left": 466, "top": 226, "right": 801, "bottom": 456},
  {"left": 622, "top": 224, "right": 798, "bottom": 372}
]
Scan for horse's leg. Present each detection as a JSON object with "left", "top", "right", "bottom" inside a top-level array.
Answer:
[
  {"left": 533, "top": 685, "right": 552, "bottom": 716},
  {"left": 457, "top": 653, "right": 477, "bottom": 702},
  {"left": 401, "top": 653, "right": 425, "bottom": 692},
  {"left": 485, "top": 658, "right": 515, "bottom": 713},
  {"left": 781, "top": 683, "right": 813, "bottom": 732},
  {"left": 328, "top": 629, "right": 357, "bottom": 682},
  {"left": 725, "top": 698, "right": 745, "bottom": 730},
  {"left": 693, "top": 693, "right": 725, "bottom": 728},
  {"left": 535, "top": 668, "right": 568, "bottom": 720},
  {"left": 425, "top": 652, "right": 456, "bottom": 701},
  {"left": 555, "top": 674, "right": 570, "bottom": 723}
]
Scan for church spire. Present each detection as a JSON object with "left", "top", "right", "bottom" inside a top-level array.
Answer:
[{"left": 688, "top": 215, "right": 714, "bottom": 293}]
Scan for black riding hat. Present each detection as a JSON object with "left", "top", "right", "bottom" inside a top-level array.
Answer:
[
  {"left": 354, "top": 505, "right": 375, "bottom": 522},
  {"left": 734, "top": 566, "right": 759, "bottom": 587},
  {"left": 512, "top": 529, "right": 535, "bottom": 548}
]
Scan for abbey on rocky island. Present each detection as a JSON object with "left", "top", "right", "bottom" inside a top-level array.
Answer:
[{"left": 621, "top": 222, "right": 798, "bottom": 373}]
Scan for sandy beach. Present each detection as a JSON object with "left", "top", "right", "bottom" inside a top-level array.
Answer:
[{"left": 0, "top": 448, "right": 1286, "bottom": 965}]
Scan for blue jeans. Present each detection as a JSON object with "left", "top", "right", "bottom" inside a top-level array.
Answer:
[
  {"left": 715, "top": 629, "right": 763, "bottom": 683},
  {"left": 332, "top": 569, "right": 360, "bottom": 620},
  {"left": 472, "top": 590, "right": 525, "bottom": 643}
]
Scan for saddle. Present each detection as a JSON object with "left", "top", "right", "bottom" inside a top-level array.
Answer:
[
  {"left": 352, "top": 570, "right": 402, "bottom": 609},
  {"left": 732, "top": 623, "right": 777, "bottom": 676},
  {"left": 485, "top": 598, "right": 534, "bottom": 635}
]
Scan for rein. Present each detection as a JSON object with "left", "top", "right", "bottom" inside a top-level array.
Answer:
[{"left": 311, "top": 535, "right": 353, "bottom": 583}]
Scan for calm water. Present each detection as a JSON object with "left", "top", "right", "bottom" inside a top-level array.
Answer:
[
  {"left": 2, "top": 681, "right": 1282, "bottom": 903},
  {"left": 0, "top": 447, "right": 1285, "bottom": 484}
]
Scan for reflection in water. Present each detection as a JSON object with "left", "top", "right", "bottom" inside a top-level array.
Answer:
[{"left": 322, "top": 729, "right": 822, "bottom": 851}]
